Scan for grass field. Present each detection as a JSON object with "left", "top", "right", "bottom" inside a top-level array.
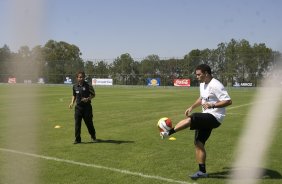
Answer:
[{"left": 0, "top": 85, "right": 281, "bottom": 184}]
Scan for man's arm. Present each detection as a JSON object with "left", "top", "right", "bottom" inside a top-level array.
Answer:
[
  {"left": 185, "top": 97, "right": 202, "bottom": 116},
  {"left": 82, "top": 85, "right": 95, "bottom": 102},
  {"left": 213, "top": 99, "right": 232, "bottom": 108},
  {"left": 88, "top": 85, "right": 95, "bottom": 100},
  {"left": 69, "top": 96, "right": 76, "bottom": 109},
  {"left": 202, "top": 99, "right": 232, "bottom": 110}
]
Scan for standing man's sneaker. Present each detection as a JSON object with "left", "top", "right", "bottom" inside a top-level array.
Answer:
[
  {"left": 91, "top": 136, "right": 98, "bottom": 143},
  {"left": 190, "top": 171, "right": 208, "bottom": 180},
  {"left": 73, "top": 140, "right": 81, "bottom": 144}
]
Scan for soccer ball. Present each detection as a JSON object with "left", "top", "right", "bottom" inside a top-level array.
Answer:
[{"left": 157, "top": 117, "right": 172, "bottom": 132}]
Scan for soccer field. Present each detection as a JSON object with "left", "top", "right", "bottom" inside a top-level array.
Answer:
[{"left": 0, "top": 85, "right": 281, "bottom": 184}]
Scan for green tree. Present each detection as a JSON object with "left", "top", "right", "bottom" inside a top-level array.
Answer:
[
  {"left": 140, "top": 54, "right": 160, "bottom": 75},
  {"left": 43, "top": 40, "right": 84, "bottom": 83},
  {"left": 31, "top": 45, "right": 45, "bottom": 82},
  {"left": 237, "top": 39, "right": 253, "bottom": 82},
  {"left": 224, "top": 39, "right": 239, "bottom": 85},
  {"left": 0, "top": 45, "right": 11, "bottom": 82},
  {"left": 252, "top": 43, "right": 273, "bottom": 84},
  {"left": 184, "top": 49, "right": 201, "bottom": 85},
  {"left": 85, "top": 60, "right": 95, "bottom": 76},
  {"left": 111, "top": 53, "right": 135, "bottom": 85},
  {"left": 4, "top": 45, "right": 34, "bottom": 83},
  {"left": 94, "top": 60, "right": 110, "bottom": 78},
  {"left": 139, "top": 55, "right": 160, "bottom": 85},
  {"left": 158, "top": 58, "right": 185, "bottom": 86}
]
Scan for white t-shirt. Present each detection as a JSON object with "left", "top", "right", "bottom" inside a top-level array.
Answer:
[{"left": 200, "top": 78, "right": 231, "bottom": 123}]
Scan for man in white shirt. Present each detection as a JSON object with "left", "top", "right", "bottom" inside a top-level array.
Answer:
[{"left": 161, "top": 64, "right": 232, "bottom": 180}]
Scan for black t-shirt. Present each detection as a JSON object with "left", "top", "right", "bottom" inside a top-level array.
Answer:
[{"left": 72, "top": 81, "right": 95, "bottom": 105}]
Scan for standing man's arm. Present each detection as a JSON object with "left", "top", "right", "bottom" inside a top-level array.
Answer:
[
  {"left": 81, "top": 85, "right": 95, "bottom": 103},
  {"left": 69, "top": 86, "right": 76, "bottom": 108},
  {"left": 81, "top": 85, "right": 95, "bottom": 102},
  {"left": 69, "top": 96, "right": 76, "bottom": 109},
  {"left": 88, "top": 85, "right": 95, "bottom": 100}
]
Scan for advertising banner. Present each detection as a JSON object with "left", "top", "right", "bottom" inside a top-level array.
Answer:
[
  {"left": 64, "top": 77, "right": 72, "bottom": 84},
  {"left": 233, "top": 82, "right": 254, "bottom": 87},
  {"left": 37, "top": 78, "right": 45, "bottom": 84},
  {"left": 8, "top": 77, "right": 16, "bottom": 83},
  {"left": 240, "top": 82, "right": 254, "bottom": 87},
  {"left": 92, "top": 78, "right": 113, "bottom": 86},
  {"left": 147, "top": 78, "right": 160, "bottom": 86},
  {"left": 174, "top": 79, "right": 190, "bottom": 87}
]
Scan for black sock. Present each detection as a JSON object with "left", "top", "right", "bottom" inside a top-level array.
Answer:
[
  {"left": 169, "top": 128, "right": 175, "bottom": 135},
  {"left": 199, "top": 164, "right": 206, "bottom": 173}
]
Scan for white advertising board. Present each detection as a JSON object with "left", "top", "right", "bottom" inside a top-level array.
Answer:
[{"left": 92, "top": 78, "right": 113, "bottom": 86}]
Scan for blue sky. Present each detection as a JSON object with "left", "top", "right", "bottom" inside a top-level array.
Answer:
[{"left": 1, "top": 0, "right": 282, "bottom": 60}]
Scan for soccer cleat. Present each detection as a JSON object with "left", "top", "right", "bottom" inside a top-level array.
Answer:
[
  {"left": 190, "top": 171, "right": 208, "bottom": 180},
  {"left": 160, "top": 131, "right": 169, "bottom": 139}
]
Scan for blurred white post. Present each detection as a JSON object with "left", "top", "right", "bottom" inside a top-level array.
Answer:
[
  {"left": 2, "top": 0, "right": 45, "bottom": 183},
  {"left": 228, "top": 64, "right": 282, "bottom": 184}
]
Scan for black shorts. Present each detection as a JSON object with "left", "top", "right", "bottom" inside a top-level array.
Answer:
[{"left": 189, "top": 113, "right": 221, "bottom": 145}]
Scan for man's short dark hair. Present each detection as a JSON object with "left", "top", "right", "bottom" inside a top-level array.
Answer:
[
  {"left": 195, "top": 64, "right": 212, "bottom": 75},
  {"left": 76, "top": 71, "right": 86, "bottom": 78}
]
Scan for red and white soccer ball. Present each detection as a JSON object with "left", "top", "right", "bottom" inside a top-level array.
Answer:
[{"left": 157, "top": 117, "right": 172, "bottom": 132}]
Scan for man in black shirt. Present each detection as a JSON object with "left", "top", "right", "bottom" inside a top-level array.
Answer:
[{"left": 69, "top": 71, "right": 97, "bottom": 144}]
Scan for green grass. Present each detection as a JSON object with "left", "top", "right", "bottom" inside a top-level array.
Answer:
[{"left": 0, "top": 85, "right": 281, "bottom": 184}]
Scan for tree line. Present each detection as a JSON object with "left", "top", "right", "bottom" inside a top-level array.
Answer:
[{"left": 0, "top": 39, "right": 281, "bottom": 86}]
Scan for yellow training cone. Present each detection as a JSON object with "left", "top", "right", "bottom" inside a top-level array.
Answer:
[
  {"left": 169, "top": 137, "right": 176, "bottom": 141},
  {"left": 54, "top": 125, "right": 61, "bottom": 128}
]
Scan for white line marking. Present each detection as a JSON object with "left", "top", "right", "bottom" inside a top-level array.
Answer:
[
  {"left": 228, "top": 102, "right": 255, "bottom": 110},
  {"left": 0, "top": 148, "right": 196, "bottom": 184},
  {"left": 228, "top": 98, "right": 278, "bottom": 110}
]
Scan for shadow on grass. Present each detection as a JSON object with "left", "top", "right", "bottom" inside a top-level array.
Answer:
[
  {"left": 82, "top": 139, "right": 135, "bottom": 144},
  {"left": 208, "top": 167, "right": 282, "bottom": 179}
]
